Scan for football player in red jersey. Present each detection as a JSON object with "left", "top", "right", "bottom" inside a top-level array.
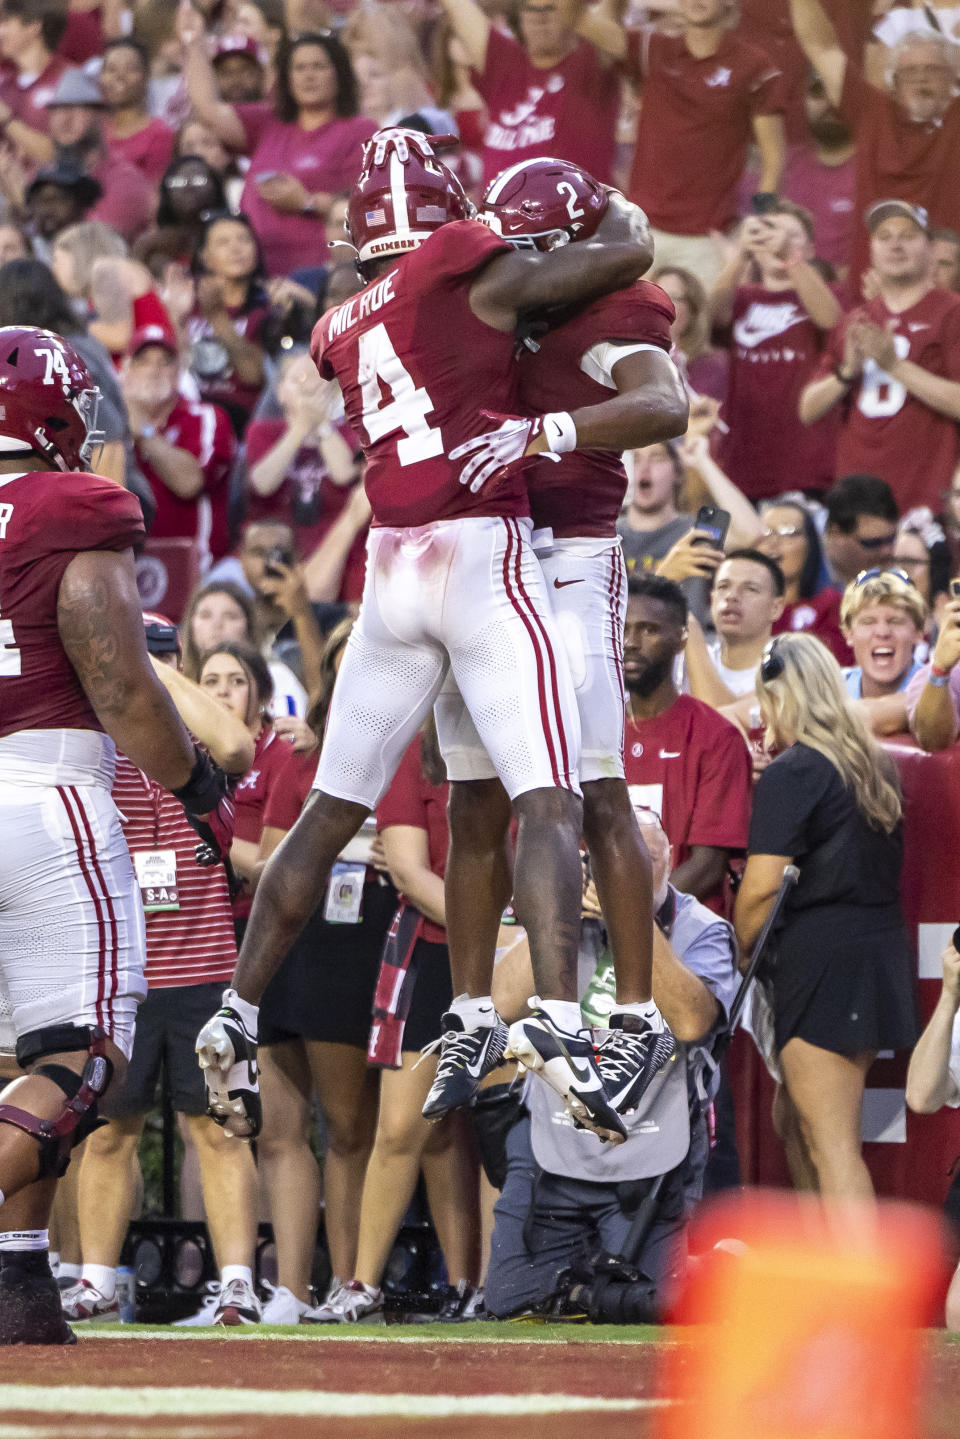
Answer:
[
  {"left": 0, "top": 327, "right": 234, "bottom": 1344},
  {"left": 198, "top": 128, "right": 659, "bottom": 1146},
  {"left": 435, "top": 157, "right": 689, "bottom": 1118}
]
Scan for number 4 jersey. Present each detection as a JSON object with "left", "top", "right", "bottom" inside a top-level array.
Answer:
[
  {"left": 818, "top": 286, "right": 960, "bottom": 512},
  {"left": 0, "top": 468, "right": 145, "bottom": 740},
  {"left": 311, "top": 219, "right": 530, "bottom": 528}
]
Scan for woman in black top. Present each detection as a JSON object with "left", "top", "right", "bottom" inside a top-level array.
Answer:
[{"left": 735, "top": 632, "right": 917, "bottom": 1201}]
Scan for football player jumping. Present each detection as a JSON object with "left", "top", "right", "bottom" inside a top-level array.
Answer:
[
  {"left": 0, "top": 328, "right": 234, "bottom": 1344},
  {"left": 197, "top": 128, "right": 681, "bottom": 1146},
  {"left": 429, "top": 157, "right": 688, "bottom": 1122}
]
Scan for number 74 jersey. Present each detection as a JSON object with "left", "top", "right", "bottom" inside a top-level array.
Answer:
[{"left": 311, "top": 219, "right": 531, "bottom": 529}]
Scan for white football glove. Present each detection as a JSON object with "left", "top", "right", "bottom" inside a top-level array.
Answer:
[
  {"left": 196, "top": 988, "right": 261, "bottom": 1139},
  {"left": 370, "top": 127, "right": 457, "bottom": 166},
  {"left": 450, "top": 411, "right": 576, "bottom": 494}
]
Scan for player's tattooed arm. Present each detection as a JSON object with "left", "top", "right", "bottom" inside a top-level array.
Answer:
[
  {"left": 470, "top": 191, "right": 654, "bottom": 331},
  {"left": 57, "top": 549, "right": 197, "bottom": 788}
]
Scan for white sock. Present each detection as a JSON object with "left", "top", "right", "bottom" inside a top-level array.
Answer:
[
  {"left": 612, "top": 1000, "right": 665, "bottom": 1032},
  {"left": 82, "top": 1263, "right": 116, "bottom": 1300},
  {"left": 58, "top": 1261, "right": 82, "bottom": 1282},
  {"left": 0, "top": 1229, "right": 49, "bottom": 1252},
  {"left": 449, "top": 994, "right": 497, "bottom": 1027},
  {"left": 536, "top": 999, "right": 583, "bottom": 1035},
  {"left": 221, "top": 1264, "right": 252, "bottom": 1289}
]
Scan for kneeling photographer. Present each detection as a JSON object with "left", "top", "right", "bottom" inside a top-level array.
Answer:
[{"left": 478, "top": 811, "right": 738, "bottom": 1324}]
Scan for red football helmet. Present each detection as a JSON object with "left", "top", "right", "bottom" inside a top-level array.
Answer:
[
  {"left": 0, "top": 327, "right": 103, "bottom": 471},
  {"left": 480, "top": 158, "right": 608, "bottom": 251},
  {"left": 345, "top": 128, "right": 473, "bottom": 272}
]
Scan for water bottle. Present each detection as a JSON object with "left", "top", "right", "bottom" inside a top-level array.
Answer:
[{"left": 115, "top": 1265, "right": 136, "bottom": 1323}]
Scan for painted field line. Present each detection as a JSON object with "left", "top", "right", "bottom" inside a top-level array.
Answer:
[
  {"left": 78, "top": 1327, "right": 677, "bottom": 1347},
  {"left": 0, "top": 1385, "right": 671, "bottom": 1419}
]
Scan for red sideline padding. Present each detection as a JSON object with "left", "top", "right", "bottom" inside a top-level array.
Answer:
[{"left": 730, "top": 735, "right": 960, "bottom": 1208}]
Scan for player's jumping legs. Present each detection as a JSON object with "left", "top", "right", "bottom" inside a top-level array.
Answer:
[{"left": 444, "top": 779, "right": 513, "bottom": 999}]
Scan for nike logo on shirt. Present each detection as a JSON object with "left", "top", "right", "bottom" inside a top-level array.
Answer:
[
  {"left": 554, "top": 577, "right": 584, "bottom": 589},
  {"left": 659, "top": 749, "right": 681, "bottom": 759}
]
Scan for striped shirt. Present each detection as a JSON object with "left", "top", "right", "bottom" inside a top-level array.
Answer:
[{"left": 113, "top": 754, "right": 237, "bottom": 988}]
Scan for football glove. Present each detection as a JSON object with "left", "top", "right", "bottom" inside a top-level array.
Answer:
[
  {"left": 173, "top": 746, "right": 235, "bottom": 865},
  {"left": 196, "top": 989, "right": 262, "bottom": 1139},
  {"left": 450, "top": 411, "right": 576, "bottom": 493},
  {"left": 370, "top": 127, "right": 457, "bottom": 166}
]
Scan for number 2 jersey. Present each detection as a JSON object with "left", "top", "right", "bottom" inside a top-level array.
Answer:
[
  {"left": 816, "top": 286, "right": 960, "bottom": 512},
  {"left": 311, "top": 219, "right": 529, "bottom": 529},
  {"left": 0, "top": 468, "right": 145, "bottom": 742},
  {"left": 519, "top": 280, "right": 676, "bottom": 538}
]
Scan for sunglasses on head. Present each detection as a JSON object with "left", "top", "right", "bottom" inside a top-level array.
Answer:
[
  {"left": 759, "top": 637, "right": 785, "bottom": 683},
  {"left": 853, "top": 567, "right": 912, "bottom": 587},
  {"left": 855, "top": 531, "right": 898, "bottom": 550}
]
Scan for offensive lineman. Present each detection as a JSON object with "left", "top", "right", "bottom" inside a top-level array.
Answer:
[
  {"left": 196, "top": 128, "right": 663, "bottom": 1145},
  {"left": 0, "top": 328, "right": 233, "bottom": 1344},
  {"left": 428, "top": 158, "right": 688, "bottom": 1119}
]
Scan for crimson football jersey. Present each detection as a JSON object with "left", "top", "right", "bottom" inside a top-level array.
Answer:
[
  {"left": 521, "top": 281, "right": 675, "bottom": 537},
  {"left": 0, "top": 469, "right": 145, "bottom": 740},
  {"left": 311, "top": 220, "right": 529, "bottom": 529},
  {"left": 816, "top": 287, "right": 960, "bottom": 511}
]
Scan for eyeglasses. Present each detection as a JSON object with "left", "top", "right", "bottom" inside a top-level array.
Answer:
[
  {"left": 855, "top": 531, "right": 898, "bottom": 550},
  {"left": 760, "top": 525, "right": 804, "bottom": 540},
  {"left": 759, "top": 637, "right": 784, "bottom": 683},
  {"left": 853, "top": 567, "right": 913, "bottom": 587},
  {"left": 167, "top": 174, "right": 213, "bottom": 190}
]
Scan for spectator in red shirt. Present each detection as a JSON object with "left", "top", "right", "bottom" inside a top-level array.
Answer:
[
  {"left": 622, "top": 573, "right": 752, "bottom": 908},
  {"left": 122, "top": 323, "right": 235, "bottom": 615},
  {"left": 790, "top": 0, "right": 960, "bottom": 283},
  {"left": 438, "top": 0, "right": 619, "bottom": 187},
  {"left": 100, "top": 38, "right": 175, "bottom": 188},
  {"left": 244, "top": 349, "right": 366, "bottom": 595},
  {"left": 757, "top": 494, "right": 853, "bottom": 666},
  {"left": 180, "top": 210, "right": 270, "bottom": 437},
  {"left": 579, "top": 0, "right": 786, "bottom": 287},
  {"left": 712, "top": 202, "right": 841, "bottom": 500},
  {"left": 801, "top": 201, "right": 960, "bottom": 512},
  {"left": 0, "top": 0, "right": 67, "bottom": 164},
  {"left": 179, "top": 12, "right": 375, "bottom": 276}
]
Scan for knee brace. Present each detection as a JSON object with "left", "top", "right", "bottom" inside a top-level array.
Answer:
[{"left": 0, "top": 1028, "right": 113, "bottom": 1178}]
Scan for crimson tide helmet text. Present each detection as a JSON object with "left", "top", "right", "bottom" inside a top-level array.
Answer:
[
  {"left": 0, "top": 327, "right": 104, "bottom": 471},
  {"left": 346, "top": 128, "right": 473, "bottom": 274},
  {"left": 481, "top": 158, "right": 609, "bottom": 251}
]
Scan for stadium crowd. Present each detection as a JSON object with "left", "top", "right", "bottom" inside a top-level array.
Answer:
[{"left": 2, "top": 0, "right": 960, "bottom": 1341}]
